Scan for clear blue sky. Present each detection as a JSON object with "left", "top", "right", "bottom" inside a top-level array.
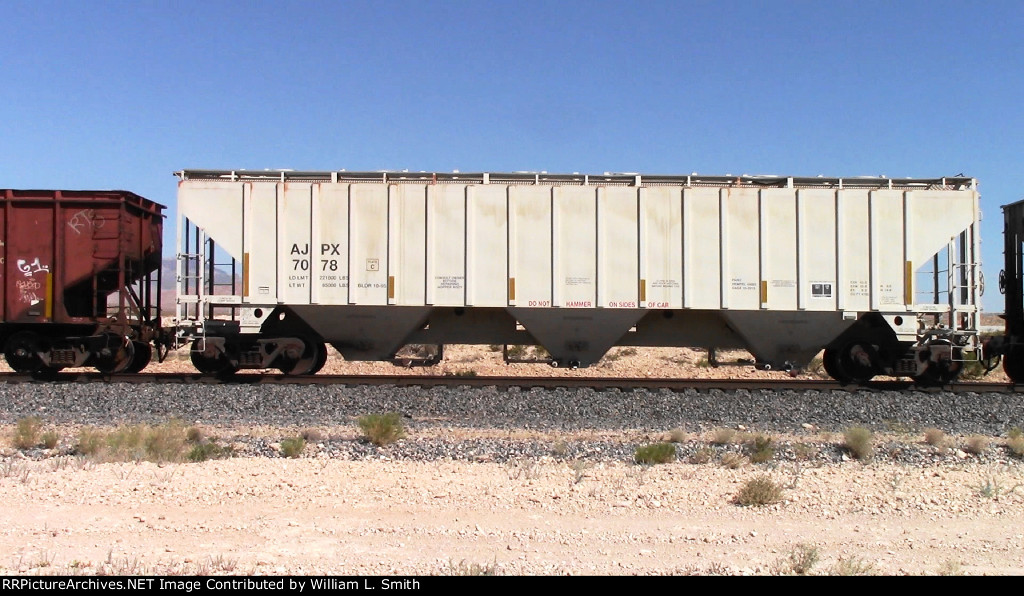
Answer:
[{"left": 2, "top": 0, "right": 1021, "bottom": 311}]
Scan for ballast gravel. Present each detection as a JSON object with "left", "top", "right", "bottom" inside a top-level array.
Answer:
[
  {"left": 1, "top": 383, "right": 1021, "bottom": 454},
  {"left": 3, "top": 383, "right": 1024, "bottom": 470},
  {"left": 2, "top": 383, "right": 1021, "bottom": 433}
]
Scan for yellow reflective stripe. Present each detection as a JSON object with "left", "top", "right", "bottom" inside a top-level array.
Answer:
[
  {"left": 243, "top": 252, "right": 250, "bottom": 297},
  {"left": 45, "top": 272, "right": 53, "bottom": 319},
  {"left": 904, "top": 261, "right": 913, "bottom": 305}
]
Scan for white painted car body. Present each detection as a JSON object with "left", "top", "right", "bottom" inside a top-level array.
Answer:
[{"left": 175, "top": 171, "right": 980, "bottom": 377}]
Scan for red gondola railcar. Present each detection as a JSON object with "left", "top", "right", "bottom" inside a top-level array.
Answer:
[{"left": 0, "top": 189, "right": 165, "bottom": 374}]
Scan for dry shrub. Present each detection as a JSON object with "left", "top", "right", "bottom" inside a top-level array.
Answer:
[
  {"left": 720, "top": 452, "right": 747, "bottom": 469},
  {"left": 747, "top": 434, "right": 775, "bottom": 463},
  {"left": 186, "top": 426, "right": 204, "bottom": 444},
  {"left": 775, "top": 543, "right": 819, "bottom": 576},
  {"left": 734, "top": 474, "right": 783, "bottom": 506},
  {"left": 668, "top": 428, "right": 688, "bottom": 443},
  {"left": 792, "top": 442, "right": 819, "bottom": 461},
  {"left": 447, "top": 559, "right": 497, "bottom": 576},
  {"left": 938, "top": 560, "right": 963, "bottom": 576},
  {"left": 144, "top": 421, "right": 189, "bottom": 462},
  {"left": 964, "top": 434, "right": 989, "bottom": 455},
  {"left": 76, "top": 427, "right": 106, "bottom": 456},
  {"left": 1008, "top": 436, "right": 1024, "bottom": 459},
  {"left": 832, "top": 556, "right": 877, "bottom": 576},
  {"left": 711, "top": 427, "right": 737, "bottom": 445},
  {"left": 12, "top": 417, "right": 42, "bottom": 449},
  {"left": 923, "top": 428, "right": 948, "bottom": 448},
  {"left": 301, "top": 428, "right": 324, "bottom": 442},
  {"left": 75, "top": 421, "right": 189, "bottom": 463},
  {"left": 40, "top": 431, "right": 59, "bottom": 450},
  {"left": 689, "top": 447, "right": 714, "bottom": 464},
  {"left": 843, "top": 426, "right": 874, "bottom": 460}
]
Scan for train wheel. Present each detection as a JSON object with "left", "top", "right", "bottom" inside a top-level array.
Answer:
[
  {"left": 915, "top": 342, "right": 962, "bottom": 386},
  {"left": 821, "top": 349, "right": 847, "bottom": 383},
  {"left": 94, "top": 335, "right": 135, "bottom": 374},
  {"left": 276, "top": 337, "right": 324, "bottom": 375},
  {"left": 832, "top": 341, "right": 877, "bottom": 384},
  {"left": 310, "top": 341, "right": 328, "bottom": 375},
  {"left": 125, "top": 341, "right": 153, "bottom": 373},
  {"left": 3, "top": 331, "right": 46, "bottom": 374},
  {"left": 1005, "top": 345, "right": 1024, "bottom": 383},
  {"left": 190, "top": 341, "right": 236, "bottom": 375}
]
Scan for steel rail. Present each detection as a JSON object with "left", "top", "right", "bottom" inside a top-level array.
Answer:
[{"left": 0, "top": 372, "right": 1021, "bottom": 393}]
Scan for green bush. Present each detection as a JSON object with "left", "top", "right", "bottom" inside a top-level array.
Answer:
[
  {"left": 280, "top": 437, "right": 306, "bottom": 458},
  {"left": 358, "top": 412, "right": 406, "bottom": 446},
  {"left": 187, "top": 442, "right": 232, "bottom": 462},
  {"left": 958, "top": 361, "right": 985, "bottom": 380},
  {"left": 633, "top": 442, "right": 677, "bottom": 465}
]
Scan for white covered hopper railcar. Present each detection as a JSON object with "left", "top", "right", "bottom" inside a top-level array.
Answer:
[{"left": 175, "top": 170, "right": 981, "bottom": 383}]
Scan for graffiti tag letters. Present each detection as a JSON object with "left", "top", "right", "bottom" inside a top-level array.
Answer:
[
  {"left": 17, "top": 258, "right": 49, "bottom": 277},
  {"left": 16, "top": 278, "right": 41, "bottom": 304},
  {"left": 67, "top": 209, "right": 105, "bottom": 235}
]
